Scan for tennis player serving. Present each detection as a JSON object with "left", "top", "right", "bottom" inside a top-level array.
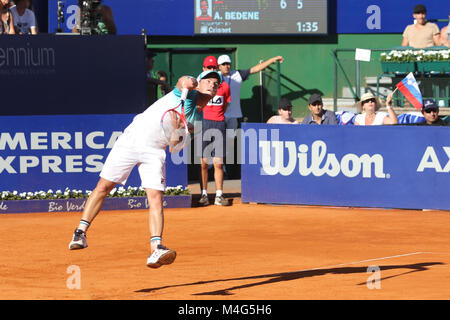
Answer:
[{"left": 69, "top": 70, "right": 222, "bottom": 268}]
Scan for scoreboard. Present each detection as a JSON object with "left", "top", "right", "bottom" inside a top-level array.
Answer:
[{"left": 194, "top": 0, "right": 328, "bottom": 35}]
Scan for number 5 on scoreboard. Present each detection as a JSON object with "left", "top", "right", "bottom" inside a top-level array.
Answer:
[{"left": 297, "top": 0, "right": 303, "bottom": 9}]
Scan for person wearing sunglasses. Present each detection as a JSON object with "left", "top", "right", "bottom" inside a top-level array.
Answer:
[
  {"left": 354, "top": 92, "right": 398, "bottom": 125},
  {"left": 413, "top": 99, "right": 449, "bottom": 126}
]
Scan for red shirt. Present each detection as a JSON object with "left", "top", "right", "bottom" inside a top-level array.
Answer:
[{"left": 203, "top": 81, "right": 231, "bottom": 121}]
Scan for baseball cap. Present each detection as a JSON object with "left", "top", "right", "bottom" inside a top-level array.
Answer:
[
  {"left": 413, "top": 4, "right": 426, "bottom": 14},
  {"left": 197, "top": 70, "right": 223, "bottom": 85},
  {"left": 278, "top": 98, "right": 293, "bottom": 109},
  {"left": 308, "top": 93, "right": 323, "bottom": 105},
  {"left": 217, "top": 54, "right": 231, "bottom": 65},
  {"left": 203, "top": 56, "right": 218, "bottom": 68},
  {"left": 422, "top": 98, "right": 438, "bottom": 110}
]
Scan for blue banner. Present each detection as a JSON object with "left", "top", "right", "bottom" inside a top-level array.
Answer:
[
  {"left": 0, "top": 35, "right": 146, "bottom": 115},
  {"left": 0, "top": 115, "right": 187, "bottom": 193},
  {"left": 240, "top": 123, "right": 450, "bottom": 210},
  {"left": 48, "top": 0, "right": 447, "bottom": 35},
  {"left": 337, "top": 0, "right": 446, "bottom": 34}
]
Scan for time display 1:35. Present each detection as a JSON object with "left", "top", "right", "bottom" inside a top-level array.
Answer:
[{"left": 297, "top": 21, "right": 319, "bottom": 32}]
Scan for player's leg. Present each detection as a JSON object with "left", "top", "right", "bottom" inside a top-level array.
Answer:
[
  {"left": 138, "top": 154, "right": 176, "bottom": 268},
  {"left": 213, "top": 157, "right": 229, "bottom": 206},
  {"left": 145, "top": 188, "right": 177, "bottom": 268},
  {"left": 198, "top": 157, "right": 210, "bottom": 206},
  {"left": 68, "top": 178, "right": 116, "bottom": 250},
  {"left": 213, "top": 120, "right": 229, "bottom": 206},
  {"left": 69, "top": 142, "right": 138, "bottom": 250}
]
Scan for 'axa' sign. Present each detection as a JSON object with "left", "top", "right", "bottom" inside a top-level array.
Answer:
[
  {"left": 259, "top": 140, "right": 449, "bottom": 178},
  {"left": 416, "top": 146, "right": 450, "bottom": 173}
]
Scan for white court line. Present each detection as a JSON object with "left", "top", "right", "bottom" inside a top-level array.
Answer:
[{"left": 293, "top": 252, "right": 425, "bottom": 274}]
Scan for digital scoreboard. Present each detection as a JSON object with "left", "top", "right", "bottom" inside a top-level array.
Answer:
[{"left": 194, "top": 0, "right": 328, "bottom": 35}]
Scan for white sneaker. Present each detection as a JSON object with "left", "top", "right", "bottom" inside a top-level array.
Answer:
[
  {"left": 69, "top": 229, "right": 88, "bottom": 250},
  {"left": 146, "top": 244, "right": 177, "bottom": 268}
]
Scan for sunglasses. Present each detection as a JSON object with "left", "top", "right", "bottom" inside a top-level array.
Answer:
[
  {"left": 424, "top": 108, "right": 438, "bottom": 113},
  {"left": 205, "top": 66, "right": 217, "bottom": 70},
  {"left": 220, "top": 62, "right": 231, "bottom": 66},
  {"left": 363, "top": 98, "right": 376, "bottom": 104}
]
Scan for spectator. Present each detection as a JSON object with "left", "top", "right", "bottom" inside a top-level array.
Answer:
[
  {"left": 146, "top": 50, "right": 170, "bottom": 105},
  {"left": 354, "top": 92, "right": 398, "bottom": 125},
  {"left": 198, "top": 55, "right": 231, "bottom": 206},
  {"left": 0, "top": 0, "right": 15, "bottom": 34},
  {"left": 72, "top": 1, "right": 116, "bottom": 35},
  {"left": 217, "top": 54, "right": 284, "bottom": 132},
  {"left": 401, "top": 4, "right": 440, "bottom": 48},
  {"left": 440, "top": 12, "right": 450, "bottom": 47},
  {"left": 10, "top": 0, "right": 37, "bottom": 34},
  {"left": 407, "top": 99, "right": 450, "bottom": 126},
  {"left": 301, "top": 94, "right": 338, "bottom": 125},
  {"left": 266, "top": 98, "right": 299, "bottom": 124}
]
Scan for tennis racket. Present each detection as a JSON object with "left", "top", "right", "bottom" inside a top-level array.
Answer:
[{"left": 160, "top": 88, "right": 190, "bottom": 153}]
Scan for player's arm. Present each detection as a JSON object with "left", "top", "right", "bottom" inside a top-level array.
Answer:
[
  {"left": 249, "top": 56, "right": 284, "bottom": 75},
  {"left": 175, "top": 76, "right": 198, "bottom": 91}
]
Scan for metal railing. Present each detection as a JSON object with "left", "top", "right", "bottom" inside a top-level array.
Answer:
[{"left": 332, "top": 47, "right": 450, "bottom": 111}]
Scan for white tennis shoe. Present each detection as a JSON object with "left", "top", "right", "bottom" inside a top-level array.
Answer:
[
  {"left": 146, "top": 244, "right": 177, "bottom": 268},
  {"left": 69, "top": 229, "right": 88, "bottom": 250}
]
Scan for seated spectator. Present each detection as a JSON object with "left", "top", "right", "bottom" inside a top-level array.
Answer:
[
  {"left": 10, "top": 0, "right": 37, "bottom": 34},
  {"left": 440, "top": 12, "right": 450, "bottom": 47},
  {"left": 354, "top": 92, "right": 398, "bottom": 125},
  {"left": 0, "top": 0, "right": 15, "bottom": 34},
  {"left": 401, "top": 4, "right": 440, "bottom": 48},
  {"left": 405, "top": 99, "right": 450, "bottom": 126},
  {"left": 267, "top": 98, "right": 299, "bottom": 124},
  {"left": 301, "top": 94, "right": 337, "bottom": 125}
]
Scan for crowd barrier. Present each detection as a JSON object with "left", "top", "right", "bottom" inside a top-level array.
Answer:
[
  {"left": 240, "top": 123, "right": 450, "bottom": 210},
  {"left": 0, "top": 115, "right": 187, "bottom": 193}
]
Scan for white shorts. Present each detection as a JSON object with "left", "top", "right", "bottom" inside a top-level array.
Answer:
[{"left": 100, "top": 143, "right": 166, "bottom": 191}]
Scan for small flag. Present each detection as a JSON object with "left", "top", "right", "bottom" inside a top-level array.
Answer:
[{"left": 395, "top": 73, "right": 423, "bottom": 110}]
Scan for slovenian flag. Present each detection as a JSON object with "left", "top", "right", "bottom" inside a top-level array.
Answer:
[{"left": 395, "top": 73, "right": 423, "bottom": 110}]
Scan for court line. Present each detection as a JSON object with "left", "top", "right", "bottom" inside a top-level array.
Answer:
[{"left": 302, "top": 252, "right": 426, "bottom": 273}]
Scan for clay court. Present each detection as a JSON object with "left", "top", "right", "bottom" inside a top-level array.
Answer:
[{"left": 1, "top": 182, "right": 450, "bottom": 300}]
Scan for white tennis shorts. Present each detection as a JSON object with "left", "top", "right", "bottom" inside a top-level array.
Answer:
[{"left": 100, "top": 143, "right": 166, "bottom": 191}]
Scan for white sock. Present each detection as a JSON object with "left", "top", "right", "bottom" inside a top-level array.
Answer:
[
  {"left": 216, "top": 190, "right": 223, "bottom": 197},
  {"left": 202, "top": 190, "right": 207, "bottom": 196}
]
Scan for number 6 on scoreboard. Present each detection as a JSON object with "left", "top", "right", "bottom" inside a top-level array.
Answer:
[{"left": 280, "top": 0, "right": 286, "bottom": 9}]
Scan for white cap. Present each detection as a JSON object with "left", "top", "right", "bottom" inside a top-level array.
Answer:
[{"left": 217, "top": 54, "right": 231, "bottom": 65}]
